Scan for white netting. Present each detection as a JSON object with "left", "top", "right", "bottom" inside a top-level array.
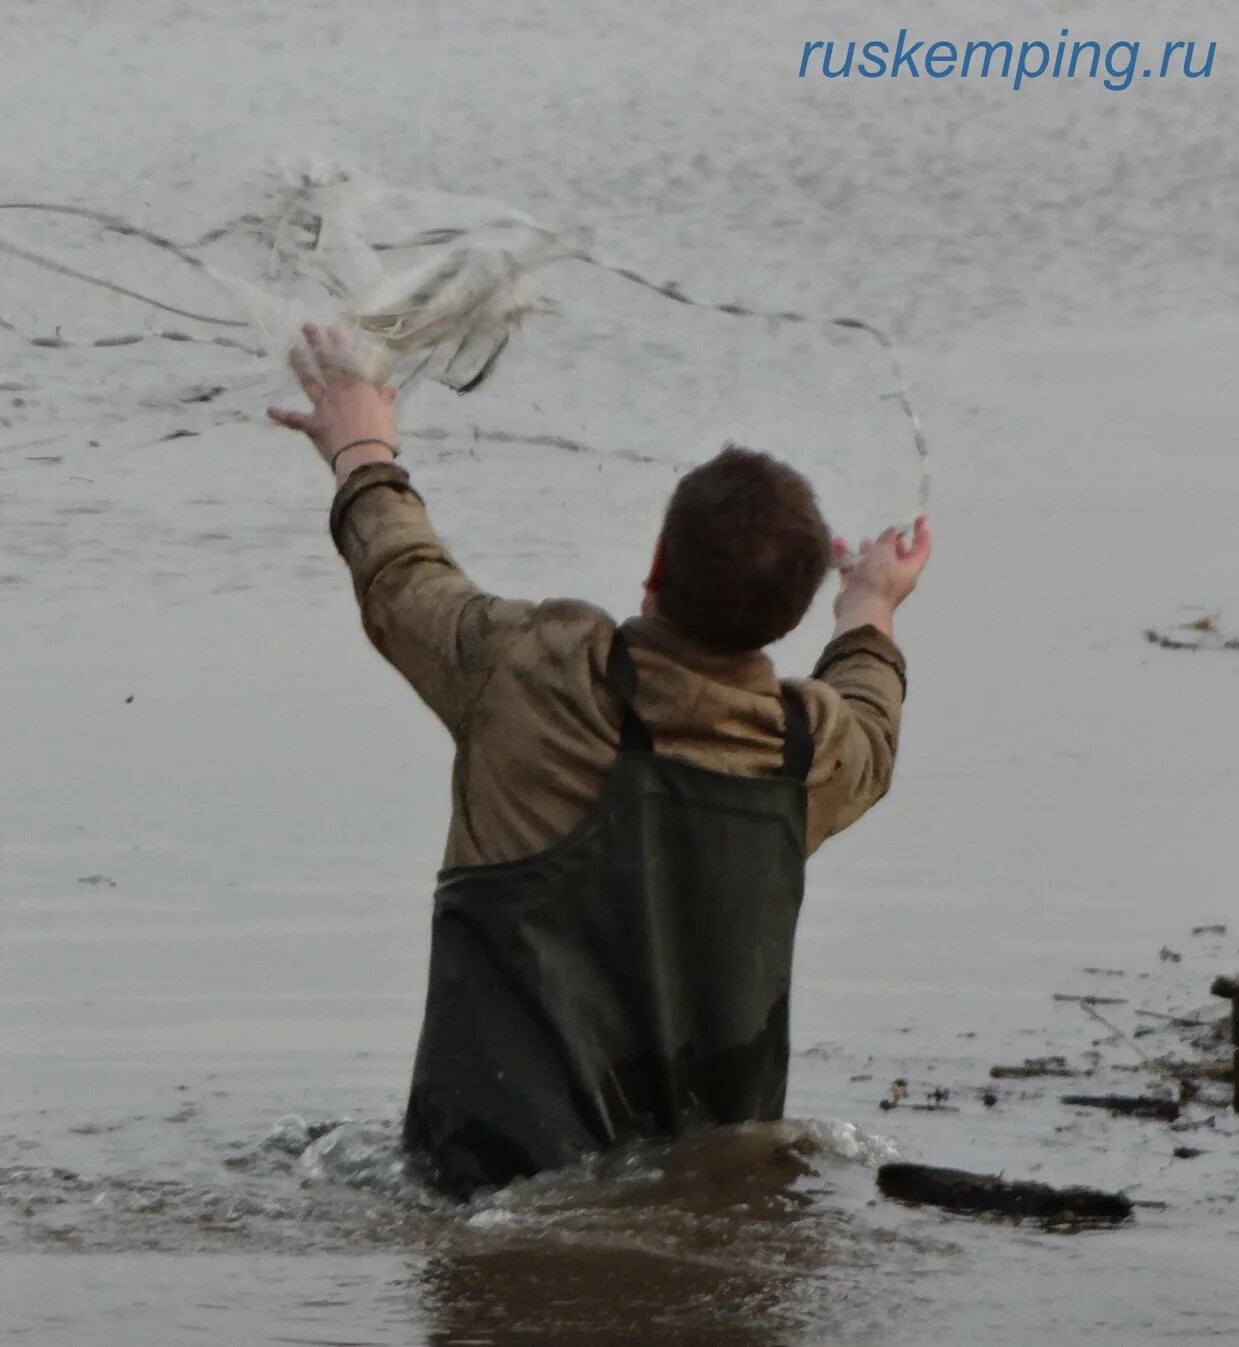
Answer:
[
  {"left": 207, "top": 167, "right": 593, "bottom": 391},
  {"left": 0, "top": 162, "right": 928, "bottom": 550}
]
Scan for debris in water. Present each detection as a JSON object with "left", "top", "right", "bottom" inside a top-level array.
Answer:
[
  {"left": 991, "top": 1056, "right": 1084, "bottom": 1081},
  {"left": 1170, "top": 1115, "right": 1216, "bottom": 1133},
  {"left": 876, "top": 1162, "right": 1133, "bottom": 1227},
  {"left": 1060, "top": 1094, "right": 1181, "bottom": 1122},
  {"left": 1144, "top": 624, "right": 1239, "bottom": 651},
  {"left": 1208, "top": 975, "right": 1239, "bottom": 1111},
  {"left": 1150, "top": 1058, "right": 1232, "bottom": 1085},
  {"left": 904, "top": 1087, "right": 959, "bottom": 1113},
  {"left": 1135, "top": 1010, "right": 1205, "bottom": 1029},
  {"left": 878, "top": 1079, "right": 909, "bottom": 1110}
]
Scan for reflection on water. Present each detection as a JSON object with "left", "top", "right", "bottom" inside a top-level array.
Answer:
[
  {"left": 422, "top": 1234, "right": 811, "bottom": 1346},
  {"left": 419, "top": 1124, "right": 908, "bottom": 1347}
]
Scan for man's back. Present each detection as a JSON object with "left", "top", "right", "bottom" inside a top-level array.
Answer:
[{"left": 331, "top": 461, "right": 907, "bottom": 870}]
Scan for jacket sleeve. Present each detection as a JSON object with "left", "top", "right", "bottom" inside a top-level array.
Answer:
[
  {"left": 797, "top": 624, "right": 907, "bottom": 851},
  {"left": 329, "top": 462, "right": 537, "bottom": 736}
]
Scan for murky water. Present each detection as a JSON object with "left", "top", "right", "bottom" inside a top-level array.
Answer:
[{"left": 4, "top": 0, "right": 1239, "bottom": 1342}]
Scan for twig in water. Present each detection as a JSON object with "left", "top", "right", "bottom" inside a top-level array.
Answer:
[
  {"left": 1135, "top": 1010, "right": 1205, "bottom": 1029},
  {"left": 1077, "top": 1002, "right": 1199, "bottom": 1097},
  {"left": 1145, "top": 628, "right": 1239, "bottom": 652}
]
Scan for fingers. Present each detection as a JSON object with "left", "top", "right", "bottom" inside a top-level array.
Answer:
[
  {"left": 266, "top": 405, "right": 314, "bottom": 432},
  {"left": 324, "top": 323, "right": 358, "bottom": 377},
  {"left": 832, "top": 537, "right": 858, "bottom": 576},
  {"left": 302, "top": 321, "right": 330, "bottom": 361},
  {"left": 848, "top": 519, "right": 931, "bottom": 568},
  {"left": 297, "top": 321, "right": 349, "bottom": 385},
  {"left": 309, "top": 322, "right": 364, "bottom": 381},
  {"left": 895, "top": 515, "right": 932, "bottom": 562},
  {"left": 289, "top": 343, "right": 323, "bottom": 401}
]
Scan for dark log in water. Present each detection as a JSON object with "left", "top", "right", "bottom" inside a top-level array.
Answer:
[
  {"left": 877, "top": 1163, "right": 1133, "bottom": 1226},
  {"left": 1060, "top": 1094, "right": 1180, "bottom": 1121}
]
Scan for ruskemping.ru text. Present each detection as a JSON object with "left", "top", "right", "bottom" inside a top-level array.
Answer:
[{"left": 798, "top": 30, "right": 1216, "bottom": 92}]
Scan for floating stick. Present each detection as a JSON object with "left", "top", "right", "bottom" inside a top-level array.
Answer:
[{"left": 878, "top": 1162, "right": 1133, "bottom": 1227}]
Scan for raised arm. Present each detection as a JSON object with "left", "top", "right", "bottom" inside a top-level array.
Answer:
[
  {"left": 267, "top": 324, "right": 536, "bottom": 735},
  {"left": 800, "top": 517, "right": 931, "bottom": 847}
]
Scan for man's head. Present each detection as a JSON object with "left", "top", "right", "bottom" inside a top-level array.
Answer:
[{"left": 645, "top": 444, "right": 832, "bottom": 652}]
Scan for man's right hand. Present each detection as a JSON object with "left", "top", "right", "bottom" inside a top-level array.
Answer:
[
  {"left": 831, "top": 516, "right": 931, "bottom": 639},
  {"left": 267, "top": 323, "right": 400, "bottom": 484}
]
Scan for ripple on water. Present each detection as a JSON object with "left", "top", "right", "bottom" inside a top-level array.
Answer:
[{"left": 2, "top": 1112, "right": 910, "bottom": 1259}]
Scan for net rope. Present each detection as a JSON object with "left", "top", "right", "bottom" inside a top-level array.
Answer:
[{"left": 0, "top": 180, "right": 930, "bottom": 548}]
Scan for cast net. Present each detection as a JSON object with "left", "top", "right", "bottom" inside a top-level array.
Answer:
[{"left": 0, "top": 164, "right": 928, "bottom": 556}]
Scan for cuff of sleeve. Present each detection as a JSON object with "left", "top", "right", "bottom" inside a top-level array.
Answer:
[
  {"left": 813, "top": 624, "right": 908, "bottom": 699},
  {"left": 329, "top": 461, "right": 422, "bottom": 554}
]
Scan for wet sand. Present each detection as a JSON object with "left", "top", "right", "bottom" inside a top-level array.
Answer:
[{"left": 4, "top": 1, "right": 1239, "bottom": 1342}]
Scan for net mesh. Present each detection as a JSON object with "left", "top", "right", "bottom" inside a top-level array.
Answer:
[{"left": 0, "top": 162, "right": 928, "bottom": 551}]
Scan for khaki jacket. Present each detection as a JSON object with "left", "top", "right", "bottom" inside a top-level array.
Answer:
[{"left": 331, "top": 463, "right": 908, "bottom": 869}]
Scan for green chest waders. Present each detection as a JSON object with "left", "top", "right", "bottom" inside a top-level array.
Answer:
[{"left": 403, "top": 626, "right": 814, "bottom": 1199}]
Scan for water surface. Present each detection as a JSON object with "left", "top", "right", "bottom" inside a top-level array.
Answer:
[{"left": 3, "top": 0, "right": 1238, "bottom": 1342}]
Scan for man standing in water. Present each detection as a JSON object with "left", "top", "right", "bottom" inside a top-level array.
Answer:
[{"left": 270, "top": 323, "right": 931, "bottom": 1199}]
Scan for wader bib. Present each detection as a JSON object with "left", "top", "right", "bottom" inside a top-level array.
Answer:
[{"left": 403, "top": 626, "right": 814, "bottom": 1199}]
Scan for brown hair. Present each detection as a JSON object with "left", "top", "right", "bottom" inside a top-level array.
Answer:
[{"left": 656, "top": 444, "right": 831, "bottom": 652}]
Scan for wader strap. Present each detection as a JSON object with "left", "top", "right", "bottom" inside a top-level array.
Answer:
[
  {"left": 610, "top": 629, "right": 815, "bottom": 779},
  {"left": 779, "top": 688, "right": 814, "bottom": 783},
  {"left": 606, "top": 629, "right": 655, "bottom": 753}
]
